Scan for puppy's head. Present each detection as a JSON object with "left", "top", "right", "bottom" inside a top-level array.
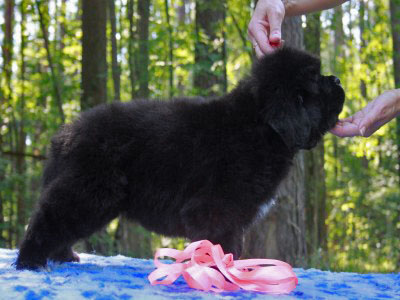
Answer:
[{"left": 251, "top": 47, "right": 345, "bottom": 150}]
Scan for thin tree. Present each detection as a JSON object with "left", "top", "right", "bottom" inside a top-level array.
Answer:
[
  {"left": 107, "top": 0, "right": 152, "bottom": 258},
  {"left": 164, "top": 0, "right": 174, "bottom": 97},
  {"left": 1, "top": 0, "right": 15, "bottom": 248},
  {"left": 2, "top": 0, "right": 14, "bottom": 104},
  {"left": 332, "top": 5, "right": 344, "bottom": 187},
  {"left": 58, "top": 0, "right": 67, "bottom": 77},
  {"left": 137, "top": 0, "right": 150, "bottom": 98},
  {"left": 81, "top": 0, "right": 108, "bottom": 110},
  {"left": 244, "top": 17, "right": 308, "bottom": 266},
  {"left": 115, "top": 0, "right": 152, "bottom": 258},
  {"left": 35, "top": 0, "right": 65, "bottom": 123},
  {"left": 194, "top": 0, "right": 226, "bottom": 96},
  {"left": 359, "top": 1, "right": 368, "bottom": 100},
  {"left": 390, "top": 0, "right": 400, "bottom": 180},
  {"left": 81, "top": 0, "right": 108, "bottom": 254},
  {"left": 127, "top": 0, "right": 137, "bottom": 99},
  {"left": 15, "top": 0, "right": 28, "bottom": 246},
  {"left": 109, "top": 0, "right": 121, "bottom": 101},
  {"left": 304, "top": 12, "right": 327, "bottom": 258},
  {"left": 227, "top": 7, "right": 253, "bottom": 61}
]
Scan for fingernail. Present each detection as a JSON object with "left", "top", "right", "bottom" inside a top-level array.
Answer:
[
  {"left": 360, "top": 127, "right": 365, "bottom": 136},
  {"left": 270, "top": 41, "right": 280, "bottom": 47}
]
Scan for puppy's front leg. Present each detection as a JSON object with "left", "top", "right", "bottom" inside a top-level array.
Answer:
[
  {"left": 180, "top": 200, "right": 243, "bottom": 259},
  {"left": 49, "top": 246, "right": 80, "bottom": 263}
]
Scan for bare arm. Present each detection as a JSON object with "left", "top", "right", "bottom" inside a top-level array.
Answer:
[
  {"left": 284, "top": 0, "right": 349, "bottom": 17},
  {"left": 331, "top": 89, "right": 400, "bottom": 137},
  {"left": 248, "top": 0, "right": 349, "bottom": 57}
]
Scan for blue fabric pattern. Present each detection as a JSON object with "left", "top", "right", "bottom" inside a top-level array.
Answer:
[{"left": 1, "top": 248, "right": 399, "bottom": 299}]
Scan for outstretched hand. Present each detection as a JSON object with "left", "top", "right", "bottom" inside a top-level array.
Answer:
[
  {"left": 330, "top": 89, "right": 400, "bottom": 137},
  {"left": 248, "top": 0, "right": 285, "bottom": 58}
]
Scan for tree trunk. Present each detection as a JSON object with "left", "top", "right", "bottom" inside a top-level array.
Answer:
[
  {"left": 390, "top": 0, "right": 400, "bottom": 181},
  {"left": 127, "top": 0, "right": 136, "bottom": 99},
  {"left": 221, "top": 9, "right": 228, "bottom": 94},
  {"left": 178, "top": 0, "right": 188, "bottom": 24},
  {"left": 81, "top": 0, "right": 108, "bottom": 254},
  {"left": 0, "top": 155, "right": 4, "bottom": 247},
  {"left": 58, "top": 0, "right": 67, "bottom": 78},
  {"left": 304, "top": 12, "right": 327, "bottom": 256},
  {"left": 15, "top": 0, "right": 28, "bottom": 246},
  {"left": 2, "top": 0, "right": 14, "bottom": 102},
  {"left": 194, "top": 0, "right": 226, "bottom": 96},
  {"left": 332, "top": 5, "right": 344, "bottom": 187},
  {"left": 304, "top": 13, "right": 321, "bottom": 55},
  {"left": 137, "top": 0, "right": 150, "bottom": 98},
  {"left": 389, "top": 2, "right": 400, "bottom": 266},
  {"left": 243, "top": 17, "right": 307, "bottom": 266},
  {"left": 359, "top": 1, "right": 368, "bottom": 99},
  {"left": 114, "top": 217, "right": 152, "bottom": 258},
  {"left": 81, "top": 0, "right": 108, "bottom": 110},
  {"left": 35, "top": 0, "right": 65, "bottom": 123},
  {"left": 228, "top": 8, "right": 253, "bottom": 61},
  {"left": 1, "top": 0, "right": 15, "bottom": 249},
  {"left": 164, "top": 0, "right": 174, "bottom": 97},
  {"left": 109, "top": 0, "right": 121, "bottom": 101},
  {"left": 391, "top": 0, "right": 400, "bottom": 88},
  {"left": 111, "top": 0, "right": 152, "bottom": 257},
  {"left": 0, "top": 189, "right": 4, "bottom": 247}
]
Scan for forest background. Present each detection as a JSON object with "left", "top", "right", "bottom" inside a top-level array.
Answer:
[{"left": 0, "top": 0, "right": 399, "bottom": 273}]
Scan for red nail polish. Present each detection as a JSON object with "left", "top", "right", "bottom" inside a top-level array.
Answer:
[{"left": 270, "top": 41, "right": 280, "bottom": 47}]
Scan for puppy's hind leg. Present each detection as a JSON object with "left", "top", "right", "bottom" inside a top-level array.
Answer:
[
  {"left": 16, "top": 173, "right": 124, "bottom": 270},
  {"left": 16, "top": 205, "right": 64, "bottom": 270}
]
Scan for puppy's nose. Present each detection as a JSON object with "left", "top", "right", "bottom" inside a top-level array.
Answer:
[{"left": 333, "top": 76, "right": 341, "bottom": 85}]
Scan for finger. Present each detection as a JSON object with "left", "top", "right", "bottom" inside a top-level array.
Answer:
[
  {"left": 330, "top": 116, "right": 354, "bottom": 129},
  {"left": 329, "top": 122, "right": 361, "bottom": 137},
  {"left": 248, "top": 19, "right": 275, "bottom": 55},
  {"left": 359, "top": 97, "right": 399, "bottom": 137},
  {"left": 359, "top": 117, "right": 387, "bottom": 137},
  {"left": 266, "top": 4, "right": 284, "bottom": 46},
  {"left": 249, "top": 32, "right": 269, "bottom": 58},
  {"left": 254, "top": 43, "right": 264, "bottom": 58},
  {"left": 358, "top": 111, "right": 383, "bottom": 137},
  {"left": 254, "top": 23, "right": 275, "bottom": 55},
  {"left": 339, "top": 116, "right": 354, "bottom": 123}
]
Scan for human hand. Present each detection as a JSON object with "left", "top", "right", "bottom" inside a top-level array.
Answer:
[
  {"left": 330, "top": 89, "right": 400, "bottom": 137},
  {"left": 248, "top": 0, "right": 285, "bottom": 58}
]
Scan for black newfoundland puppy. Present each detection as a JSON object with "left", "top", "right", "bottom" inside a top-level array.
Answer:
[{"left": 16, "top": 47, "right": 344, "bottom": 270}]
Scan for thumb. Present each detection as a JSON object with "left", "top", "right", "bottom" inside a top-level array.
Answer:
[
  {"left": 358, "top": 113, "right": 377, "bottom": 137},
  {"left": 267, "top": 7, "right": 284, "bottom": 45}
]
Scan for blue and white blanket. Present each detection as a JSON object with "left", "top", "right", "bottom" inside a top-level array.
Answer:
[{"left": 0, "top": 248, "right": 399, "bottom": 299}]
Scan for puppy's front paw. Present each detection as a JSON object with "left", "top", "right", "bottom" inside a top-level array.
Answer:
[
  {"left": 71, "top": 251, "right": 80, "bottom": 262},
  {"left": 49, "top": 248, "right": 80, "bottom": 263},
  {"left": 15, "top": 257, "right": 47, "bottom": 271}
]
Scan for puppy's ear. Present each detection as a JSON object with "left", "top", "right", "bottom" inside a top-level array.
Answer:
[{"left": 266, "top": 100, "right": 312, "bottom": 150}]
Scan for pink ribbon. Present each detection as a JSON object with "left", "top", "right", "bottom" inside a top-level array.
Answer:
[{"left": 148, "top": 240, "right": 298, "bottom": 294}]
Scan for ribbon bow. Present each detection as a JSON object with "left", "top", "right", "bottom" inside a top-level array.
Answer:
[{"left": 148, "top": 240, "right": 298, "bottom": 294}]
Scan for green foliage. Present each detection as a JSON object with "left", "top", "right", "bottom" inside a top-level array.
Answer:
[
  {"left": 0, "top": 0, "right": 398, "bottom": 272},
  {"left": 318, "top": 0, "right": 400, "bottom": 272}
]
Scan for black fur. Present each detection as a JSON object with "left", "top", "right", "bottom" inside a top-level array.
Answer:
[{"left": 16, "top": 47, "right": 344, "bottom": 270}]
